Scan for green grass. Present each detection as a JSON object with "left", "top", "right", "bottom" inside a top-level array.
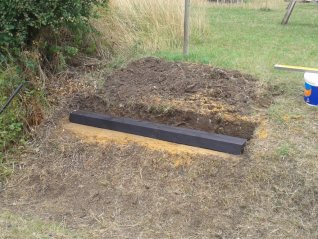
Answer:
[
  {"left": 0, "top": 59, "right": 46, "bottom": 182},
  {"left": 0, "top": 66, "right": 26, "bottom": 182},
  {"left": 0, "top": 67, "right": 24, "bottom": 150},
  {"left": 158, "top": 4, "right": 318, "bottom": 92},
  {"left": 0, "top": 211, "right": 93, "bottom": 239}
]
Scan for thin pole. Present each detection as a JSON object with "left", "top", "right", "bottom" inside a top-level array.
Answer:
[
  {"left": 282, "top": 0, "right": 297, "bottom": 25},
  {"left": 0, "top": 83, "right": 25, "bottom": 115},
  {"left": 274, "top": 64, "right": 318, "bottom": 74},
  {"left": 183, "top": 0, "right": 190, "bottom": 56}
]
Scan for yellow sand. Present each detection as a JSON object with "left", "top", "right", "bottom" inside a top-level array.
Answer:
[{"left": 63, "top": 122, "right": 237, "bottom": 161}]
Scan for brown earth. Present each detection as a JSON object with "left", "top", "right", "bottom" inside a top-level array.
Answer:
[
  {"left": 3, "top": 59, "right": 315, "bottom": 239},
  {"left": 76, "top": 57, "right": 271, "bottom": 139}
]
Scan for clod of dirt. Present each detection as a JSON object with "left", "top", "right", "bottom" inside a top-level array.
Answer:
[{"left": 75, "top": 57, "right": 271, "bottom": 139}]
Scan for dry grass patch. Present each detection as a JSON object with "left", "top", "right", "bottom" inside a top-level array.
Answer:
[
  {"left": 1, "top": 107, "right": 317, "bottom": 238},
  {"left": 94, "top": 0, "right": 209, "bottom": 55}
]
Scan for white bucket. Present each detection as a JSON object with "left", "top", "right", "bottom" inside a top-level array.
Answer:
[{"left": 304, "top": 72, "right": 318, "bottom": 106}]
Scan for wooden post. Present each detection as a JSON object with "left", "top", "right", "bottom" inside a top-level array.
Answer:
[
  {"left": 184, "top": 0, "right": 190, "bottom": 56},
  {"left": 282, "top": 0, "right": 297, "bottom": 25}
]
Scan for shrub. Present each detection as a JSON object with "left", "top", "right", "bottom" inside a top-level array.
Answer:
[
  {"left": 0, "top": 0, "right": 109, "bottom": 178},
  {"left": 0, "top": 0, "right": 108, "bottom": 53},
  {"left": 0, "top": 66, "right": 25, "bottom": 153}
]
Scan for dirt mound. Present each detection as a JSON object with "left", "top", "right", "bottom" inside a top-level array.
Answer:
[
  {"left": 105, "top": 57, "right": 266, "bottom": 111},
  {"left": 76, "top": 57, "right": 270, "bottom": 139}
]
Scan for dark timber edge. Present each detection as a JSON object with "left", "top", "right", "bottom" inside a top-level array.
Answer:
[{"left": 69, "top": 110, "right": 247, "bottom": 155}]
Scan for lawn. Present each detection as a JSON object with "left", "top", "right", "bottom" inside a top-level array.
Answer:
[{"left": 158, "top": 3, "right": 318, "bottom": 90}]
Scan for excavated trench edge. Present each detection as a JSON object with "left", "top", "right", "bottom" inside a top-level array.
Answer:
[{"left": 75, "top": 96, "right": 259, "bottom": 140}]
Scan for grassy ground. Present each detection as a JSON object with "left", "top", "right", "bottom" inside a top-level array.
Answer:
[
  {"left": 1, "top": 2, "right": 318, "bottom": 238},
  {"left": 158, "top": 3, "right": 318, "bottom": 82},
  {"left": 0, "top": 211, "right": 93, "bottom": 239}
]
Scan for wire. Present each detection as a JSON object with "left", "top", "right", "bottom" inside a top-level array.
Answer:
[{"left": 0, "top": 82, "right": 26, "bottom": 115}]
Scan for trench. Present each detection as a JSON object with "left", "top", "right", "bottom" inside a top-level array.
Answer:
[{"left": 75, "top": 95, "right": 258, "bottom": 140}]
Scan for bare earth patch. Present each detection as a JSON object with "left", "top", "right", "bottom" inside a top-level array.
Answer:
[
  {"left": 1, "top": 58, "right": 317, "bottom": 239},
  {"left": 77, "top": 57, "right": 271, "bottom": 139}
]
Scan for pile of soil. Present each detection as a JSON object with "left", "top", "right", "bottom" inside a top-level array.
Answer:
[{"left": 76, "top": 57, "right": 271, "bottom": 139}]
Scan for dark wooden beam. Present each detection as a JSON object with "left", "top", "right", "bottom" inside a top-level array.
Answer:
[{"left": 69, "top": 111, "right": 247, "bottom": 155}]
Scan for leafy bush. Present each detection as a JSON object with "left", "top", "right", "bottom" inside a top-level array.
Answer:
[
  {"left": 0, "top": 66, "right": 25, "bottom": 152},
  {"left": 0, "top": 0, "right": 108, "bottom": 53},
  {"left": 0, "top": 0, "right": 109, "bottom": 155},
  {"left": 0, "top": 0, "right": 107, "bottom": 153},
  {"left": 0, "top": 0, "right": 108, "bottom": 179}
]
